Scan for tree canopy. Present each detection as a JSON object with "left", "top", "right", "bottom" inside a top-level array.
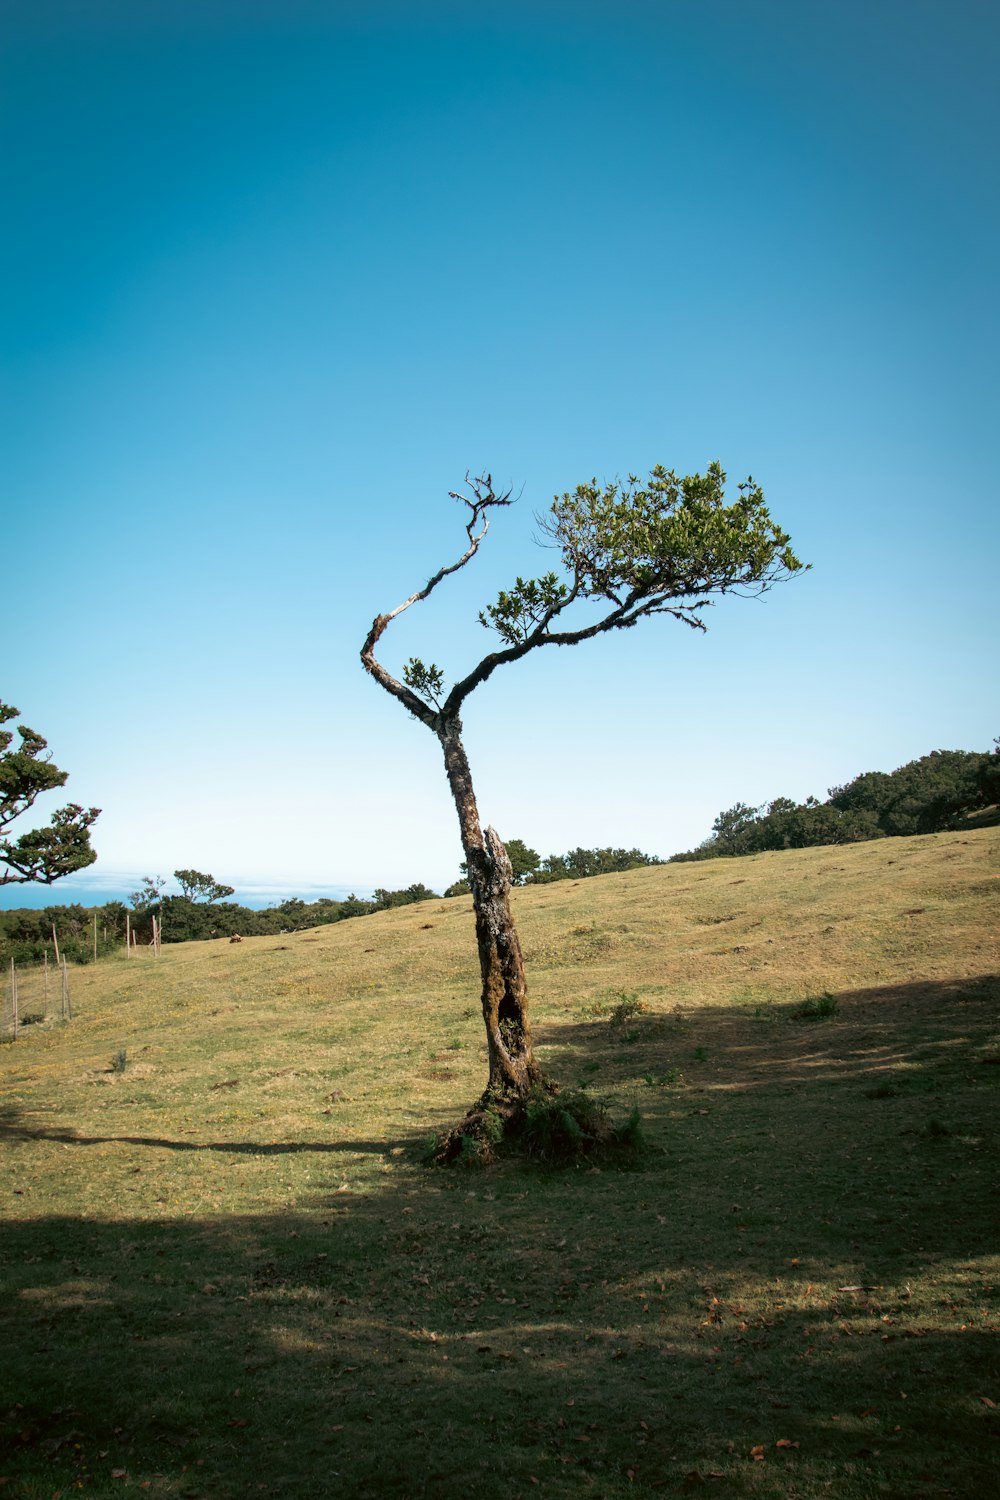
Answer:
[
  {"left": 0, "top": 700, "right": 100, "bottom": 887},
  {"left": 385, "top": 465, "right": 805, "bottom": 725},
  {"left": 173, "top": 869, "right": 236, "bottom": 903}
]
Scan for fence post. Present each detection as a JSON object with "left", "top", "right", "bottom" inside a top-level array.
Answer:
[
  {"left": 93, "top": 912, "right": 98, "bottom": 964},
  {"left": 51, "top": 922, "right": 60, "bottom": 966},
  {"left": 61, "top": 957, "right": 71, "bottom": 1021},
  {"left": 9, "top": 957, "right": 16, "bottom": 1041}
]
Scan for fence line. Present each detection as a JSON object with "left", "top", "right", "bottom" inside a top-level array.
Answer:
[{"left": 2, "top": 956, "right": 73, "bottom": 1040}]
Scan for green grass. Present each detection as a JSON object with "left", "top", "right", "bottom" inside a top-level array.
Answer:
[{"left": 1, "top": 827, "right": 999, "bottom": 1497}]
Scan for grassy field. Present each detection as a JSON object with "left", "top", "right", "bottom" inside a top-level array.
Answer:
[{"left": 2, "top": 827, "right": 998, "bottom": 1499}]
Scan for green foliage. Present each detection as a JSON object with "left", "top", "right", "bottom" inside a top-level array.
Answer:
[
  {"left": 0, "top": 700, "right": 100, "bottom": 888},
  {"left": 173, "top": 869, "right": 236, "bottom": 903},
  {"left": 402, "top": 657, "right": 445, "bottom": 708},
  {"left": 503, "top": 837, "right": 540, "bottom": 884},
  {"left": 829, "top": 749, "right": 994, "bottom": 835},
  {"left": 521, "top": 1088, "right": 588, "bottom": 1156},
  {"left": 711, "top": 802, "right": 760, "bottom": 854},
  {"left": 0, "top": 902, "right": 120, "bottom": 966},
  {"left": 795, "top": 992, "right": 840, "bottom": 1021},
  {"left": 517, "top": 1087, "right": 648, "bottom": 1164},
  {"left": 977, "top": 739, "right": 1000, "bottom": 805},
  {"left": 478, "top": 572, "right": 569, "bottom": 644},
  {"left": 673, "top": 745, "right": 997, "bottom": 863},
  {"left": 382, "top": 463, "right": 805, "bottom": 724},
  {"left": 372, "top": 882, "right": 439, "bottom": 910},
  {"left": 110, "top": 1048, "right": 128, "bottom": 1074},
  {"left": 535, "top": 462, "right": 804, "bottom": 630},
  {"left": 607, "top": 990, "right": 646, "bottom": 1026},
  {"left": 530, "top": 845, "right": 662, "bottom": 882},
  {"left": 130, "top": 875, "right": 166, "bottom": 911}
]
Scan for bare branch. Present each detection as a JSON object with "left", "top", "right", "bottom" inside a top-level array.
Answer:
[{"left": 360, "top": 473, "right": 512, "bottom": 722}]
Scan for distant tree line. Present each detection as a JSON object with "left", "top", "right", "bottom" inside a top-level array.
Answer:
[
  {"left": 0, "top": 887, "right": 431, "bottom": 965},
  {"left": 0, "top": 902, "right": 128, "bottom": 967},
  {"left": 671, "top": 746, "right": 999, "bottom": 863},
  {"left": 9, "top": 739, "right": 991, "bottom": 964},
  {"left": 0, "top": 845, "right": 665, "bottom": 966},
  {"left": 444, "top": 841, "right": 662, "bottom": 895}
]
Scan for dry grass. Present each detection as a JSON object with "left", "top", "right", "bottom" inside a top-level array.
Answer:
[{"left": 1, "top": 827, "right": 998, "bottom": 1497}]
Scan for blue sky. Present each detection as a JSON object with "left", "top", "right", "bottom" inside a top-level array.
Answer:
[{"left": 2, "top": 0, "right": 997, "bottom": 907}]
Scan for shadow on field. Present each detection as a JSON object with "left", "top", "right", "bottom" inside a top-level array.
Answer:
[
  {"left": 2, "top": 973, "right": 998, "bottom": 1499},
  {"left": 0, "top": 1117, "right": 407, "bottom": 1157},
  {"left": 541, "top": 971, "right": 1000, "bottom": 1099}
]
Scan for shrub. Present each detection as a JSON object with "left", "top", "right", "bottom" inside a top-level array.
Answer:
[
  {"left": 795, "top": 993, "right": 839, "bottom": 1021},
  {"left": 607, "top": 991, "right": 646, "bottom": 1026},
  {"left": 429, "top": 1085, "right": 650, "bottom": 1167}
]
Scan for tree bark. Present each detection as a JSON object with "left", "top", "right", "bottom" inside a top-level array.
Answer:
[{"left": 438, "top": 718, "right": 541, "bottom": 1096}]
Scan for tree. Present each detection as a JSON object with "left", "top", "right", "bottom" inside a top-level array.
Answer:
[
  {"left": 978, "top": 739, "right": 1000, "bottom": 807},
  {"left": 0, "top": 700, "right": 100, "bottom": 887},
  {"left": 530, "top": 846, "right": 661, "bottom": 881},
  {"left": 373, "top": 882, "right": 439, "bottom": 909},
  {"left": 829, "top": 750, "right": 991, "bottom": 835},
  {"left": 461, "top": 838, "right": 539, "bottom": 886},
  {"left": 130, "top": 876, "right": 166, "bottom": 911},
  {"left": 361, "top": 464, "right": 805, "bottom": 1121},
  {"left": 711, "top": 802, "right": 761, "bottom": 855},
  {"left": 500, "top": 838, "right": 539, "bottom": 885},
  {"left": 173, "top": 868, "right": 236, "bottom": 903}
]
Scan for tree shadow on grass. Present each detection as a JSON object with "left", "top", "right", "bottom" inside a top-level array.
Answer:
[
  {"left": 2, "top": 974, "right": 998, "bottom": 1498},
  {"left": 0, "top": 1116, "right": 412, "bottom": 1157}
]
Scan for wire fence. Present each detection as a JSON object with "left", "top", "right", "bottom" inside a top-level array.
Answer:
[{"left": 1, "top": 956, "right": 72, "bottom": 1040}]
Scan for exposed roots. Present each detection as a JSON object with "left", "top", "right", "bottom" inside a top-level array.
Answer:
[{"left": 426, "top": 1081, "right": 648, "bottom": 1168}]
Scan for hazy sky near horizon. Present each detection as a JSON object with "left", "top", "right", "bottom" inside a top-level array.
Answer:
[{"left": 2, "top": 0, "right": 997, "bottom": 907}]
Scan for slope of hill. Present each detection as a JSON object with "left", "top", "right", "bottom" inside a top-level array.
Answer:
[{"left": 2, "top": 827, "right": 998, "bottom": 1498}]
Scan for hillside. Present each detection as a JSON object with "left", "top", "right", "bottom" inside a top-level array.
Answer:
[{"left": 2, "top": 827, "right": 998, "bottom": 1498}]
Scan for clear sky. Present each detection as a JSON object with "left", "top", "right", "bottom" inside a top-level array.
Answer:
[{"left": 2, "top": 0, "right": 997, "bottom": 908}]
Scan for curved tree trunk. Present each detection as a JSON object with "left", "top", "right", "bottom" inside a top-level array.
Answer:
[{"left": 439, "top": 718, "right": 541, "bottom": 1096}]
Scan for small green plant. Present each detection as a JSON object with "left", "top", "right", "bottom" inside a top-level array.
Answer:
[
  {"left": 446, "top": 1038, "right": 465, "bottom": 1051},
  {"left": 795, "top": 992, "right": 840, "bottom": 1021},
  {"left": 498, "top": 1016, "right": 524, "bottom": 1048},
  {"left": 643, "top": 1068, "right": 684, "bottom": 1087},
  {"left": 580, "top": 998, "right": 610, "bottom": 1018},
  {"left": 456, "top": 1132, "right": 490, "bottom": 1167},
  {"left": 692, "top": 1045, "right": 708, "bottom": 1063},
  {"left": 608, "top": 991, "right": 646, "bottom": 1026},
  {"left": 110, "top": 1047, "right": 128, "bottom": 1074}
]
